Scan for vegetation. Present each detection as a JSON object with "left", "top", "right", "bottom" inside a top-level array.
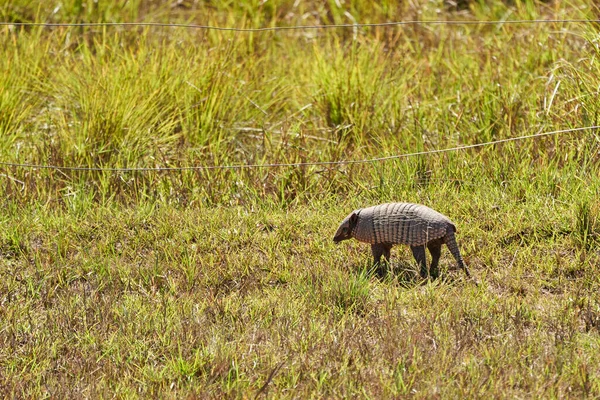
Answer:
[{"left": 1, "top": 0, "right": 600, "bottom": 397}]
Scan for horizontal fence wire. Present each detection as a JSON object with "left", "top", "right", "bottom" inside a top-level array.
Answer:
[
  {"left": 2, "top": 20, "right": 598, "bottom": 173},
  {"left": 2, "top": 19, "right": 600, "bottom": 32},
  {"left": 0, "top": 126, "right": 597, "bottom": 173}
]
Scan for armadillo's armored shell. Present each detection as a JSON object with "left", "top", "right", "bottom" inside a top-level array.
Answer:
[{"left": 352, "top": 203, "right": 454, "bottom": 246}]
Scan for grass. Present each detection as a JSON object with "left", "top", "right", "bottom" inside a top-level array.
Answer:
[{"left": 1, "top": 0, "right": 600, "bottom": 397}]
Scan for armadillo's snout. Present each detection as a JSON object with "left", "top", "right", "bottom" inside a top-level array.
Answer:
[{"left": 333, "top": 225, "right": 350, "bottom": 243}]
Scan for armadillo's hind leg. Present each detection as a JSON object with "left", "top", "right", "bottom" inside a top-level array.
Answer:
[
  {"left": 410, "top": 245, "right": 428, "bottom": 279},
  {"left": 426, "top": 238, "right": 444, "bottom": 279},
  {"left": 371, "top": 243, "right": 392, "bottom": 277}
]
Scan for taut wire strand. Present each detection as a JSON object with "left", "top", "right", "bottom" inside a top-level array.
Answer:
[{"left": 0, "top": 126, "right": 597, "bottom": 173}]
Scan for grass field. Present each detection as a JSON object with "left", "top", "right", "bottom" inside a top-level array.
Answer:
[{"left": 1, "top": 0, "right": 600, "bottom": 397}]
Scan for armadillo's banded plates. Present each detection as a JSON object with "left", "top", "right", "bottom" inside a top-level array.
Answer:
[{"left": 352, "top": 202, "right": 453, "bottom": 245}]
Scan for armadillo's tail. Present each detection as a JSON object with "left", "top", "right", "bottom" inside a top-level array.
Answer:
[{"left": 444, "top": 228, "right": 471, "bottom": 278}]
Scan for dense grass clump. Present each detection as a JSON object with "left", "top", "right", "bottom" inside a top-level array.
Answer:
[{"left": 1, "top": 0, "right": 600, "bottom": 398}]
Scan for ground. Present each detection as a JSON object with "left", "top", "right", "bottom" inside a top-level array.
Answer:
[{"left": 1, "top": 0, "right": 600, "bottom": 397}]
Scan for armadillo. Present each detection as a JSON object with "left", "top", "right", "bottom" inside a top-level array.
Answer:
[{"left": 333, "top": 202, "right": 471, "bottom": 279}]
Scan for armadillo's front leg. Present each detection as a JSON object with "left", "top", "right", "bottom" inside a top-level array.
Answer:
[
  {"left": 410, "top": 245, "right": 428, "bottom": 279},
  {"left": 371, "top": 243, "right": 392, "bottom": 277}
]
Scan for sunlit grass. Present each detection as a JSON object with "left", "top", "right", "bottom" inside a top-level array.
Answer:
[{"left": 1, "top": 0, "right": 600, "bottom": 398}]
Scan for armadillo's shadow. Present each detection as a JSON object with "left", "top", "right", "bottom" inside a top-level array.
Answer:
[{"left": 350, "top": 261, "right": 462, "bottom": 287}]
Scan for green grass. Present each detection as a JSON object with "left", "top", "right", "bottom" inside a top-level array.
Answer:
[{"left": 1, "top": 0, "right": 600, "bottom": 397}]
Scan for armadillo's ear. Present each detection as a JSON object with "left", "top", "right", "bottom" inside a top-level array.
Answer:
[{"left": 349, "top": 212, "right": 359, "bottom": 226}]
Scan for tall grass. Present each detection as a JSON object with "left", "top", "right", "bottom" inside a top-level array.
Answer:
[{"left": 1, "top": 3, "right": 598, "bottom": 205}]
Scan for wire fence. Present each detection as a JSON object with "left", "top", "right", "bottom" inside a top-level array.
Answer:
[
  {"left": 0, "top": 126, "right": 597, "bottom": 173},
  {"left": 2, "top": 19, "right": 600, "bottom": 32},
  {"left": 2, "top": 19, "right": 599, "bottom": 175}
]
